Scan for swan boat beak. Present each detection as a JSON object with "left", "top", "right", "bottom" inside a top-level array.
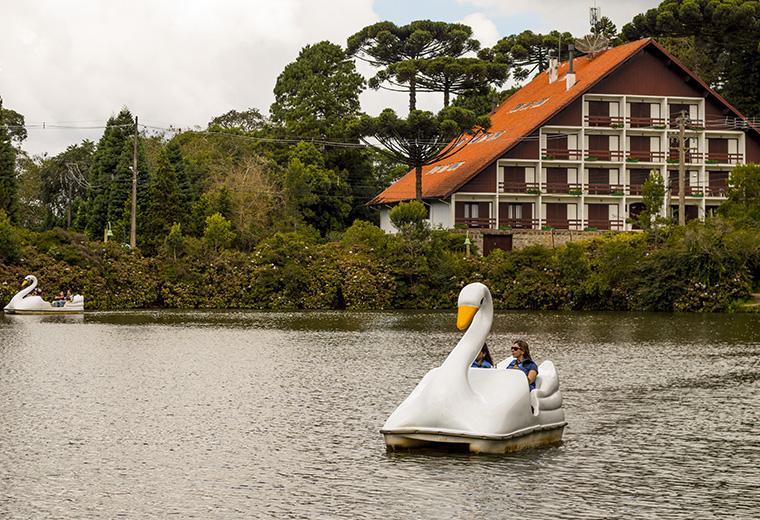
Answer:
[
  {"left": 457, "top": 305, "right": 478, "bottom": 331},
  {"left": 21, "top": 279, "right": 29, "bottom": 288}
]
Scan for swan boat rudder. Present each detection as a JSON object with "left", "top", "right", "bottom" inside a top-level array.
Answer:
[
  {"left": 3, "top": 275, "right": 85, "bottom": 314},
  {"left": 381, "top": 282, "right": 566, "bottom": 454}
]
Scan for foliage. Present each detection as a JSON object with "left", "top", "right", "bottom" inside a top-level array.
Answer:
[
  {"left": 202, "top": 213, "right": 235, "bottom": 253},
  {"left": 483, "top": 30, "right": 575, "bottom": 82},
  {"left": 354, "top": 106, "right": 489, "bottom": 200},
  {"left": 718, "top": 163, "right": 760, "bottom": 226},
  {"left": 0, "top": 209, "right": 20, "bottom": 264},
  {"left": 38, "top": 141, "right": 95, "bottom": 229},
  {"left": 208, "top": 108, "right": 267, "bottom": 133},
  {"left": 636, "top": 169, "right": 666, "bottom": 230},
  {"left": 270, "top": 41, "right": 364, "bottom": 140},
  {"left": 0, "top": 115, "right": 18, "bottom": 223},
  {"left": 389, "top": 200, "right": 428, "bottom": 232},
  {"left": 162, "top": 223, "right": 186, "bottom": 261},
  {"left": 622, "top": 0, "right": 760, "bottom": 116},
  {"left": 347, "top": 20, "right": 480, "bottom": 110}
]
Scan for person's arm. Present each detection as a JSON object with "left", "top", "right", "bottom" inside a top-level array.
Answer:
[{"left": 527, "top": 369, "right": 537, "bottom": 386}]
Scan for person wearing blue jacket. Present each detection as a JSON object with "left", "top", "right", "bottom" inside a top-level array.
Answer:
[
  {"left": 471, "top": 343, "right": 494, "bottom": 368},
  {"left": 507, "top": 339, "right": 539, "bottom": 390}
]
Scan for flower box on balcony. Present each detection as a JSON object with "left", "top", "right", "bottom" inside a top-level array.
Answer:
[
  {"left": 541, "top": 155, "right": 556, "bottom": 160},
  {"left": 584, "top": 226, "right": 598, "bottom": 232},
  {"left": 610, "top": 191, "right": 624, "bottom": 196},
  {"left": 653, "top": 125, "right": 666, "bottom": 129},
  {"left": 498, "top": 225, "right": 512, "bottom": 231},
  {"left": 626, "top": 158, "right": 640, "bottom": 163},
  {"left": 667, "top": 159, "right": 678, "bottom": 164},
  {"left": 611, "top": 123, "right": 624, "bottom": 129},
  {"left": 542, "top": 225, "right": 555, "bottom": 231},
  {"left": 586, "top": 156, "right": 599, "bottom": 162},
  {"left": 569, "top": 189, "right": 583, "bottom": 196},
  {"left": 526, "top": 188, "right": 541, "bottom": 195},
  {"left": 705, "top": 159, "right": 720, "bottom": 164},
  {"left": 689, "top": 192, "right": 704, "bottom": 198}
]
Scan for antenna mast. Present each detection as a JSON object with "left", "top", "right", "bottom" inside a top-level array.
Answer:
[{"left": 590, "top": 2, "right": 601, "bottom": 32}]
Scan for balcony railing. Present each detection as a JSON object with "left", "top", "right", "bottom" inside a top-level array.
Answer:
[
  {"left": 628, "top": 116, "right": 667, "bottom": 128},
  {"left": 705, "top": 152, "right": 743, "bottom": 164},
  {"left": 545, "top": 182, "right": 582, "bottom": 194},
  {"left": 541, "top": 148, "right": 583, "bottom": 161},
  {"left": 706, "top": 183, "right": 729, "bottom": 197},
  {"left": 499, "top": 181, "right": 541, "bottom": 194},
  {"left": 667, "top": 149, "right": 703, "bottom": 163},
  {"left": 544, "top": 218, "right": 582, "bottom": 230},
  {"left": 629, "top": 184, "right": 644, "bottom": 196},
  {"left": 456, "top": 217, "right": 496, "bottom": 229},
  {"left": 585, "top": 149, "right": 624, "bottom": 161},
  {"left": 586, "top": 219, "right": 625, "bottom": 230},
  {"left": 669, "top": 117, "right": 704, "bottom": 129},
  {"left": 585, "top": 115, "right": 625, "bottom": 128},
  {"left": 668, "top": 185, "right": 704, "bottom": 196},
  {"left": 499, "top": 218, "right": 539, "bottom": 230},
  {"left": 586, "top": 183, "right": 626, "bottom": 195},
  {"left": 626, "top": 150, "right": 666, "bottom": 162}
]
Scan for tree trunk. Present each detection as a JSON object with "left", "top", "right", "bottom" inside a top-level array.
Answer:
[
  {"left": 409, "top": 76, "right": 417, "bottom": 111},
  {"left": 415, "top": 164, "right": 423, "bottom": 201},
  {"left": 443, "top": 88, "right": 450, "bottom": 108}
]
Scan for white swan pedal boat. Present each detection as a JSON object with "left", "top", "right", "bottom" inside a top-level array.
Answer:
[
  {"left": 381, "top": 282, "right": 566, "bottom": 454},
  {"left": 4, "top": 275, "right": 84, "bottom": 315}
]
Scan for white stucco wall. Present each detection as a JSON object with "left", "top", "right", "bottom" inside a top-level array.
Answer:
[
  {"left": 429, "top": 200, "right": 453, "bottom": 229},
  {"left": 379, "top": 208, "right": 398, "bottom": 234}
]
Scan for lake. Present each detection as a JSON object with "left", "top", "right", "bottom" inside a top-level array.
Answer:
[{"left": 1, "top": 310, "right": 759, "bottom": 518}]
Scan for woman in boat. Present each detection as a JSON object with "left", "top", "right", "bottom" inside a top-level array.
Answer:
[
  {"left": 507, "top": 339, "right": 538, "bottom": 390},
  {"left": 471, "top": 343, "right": 494, "bottom": 368}
]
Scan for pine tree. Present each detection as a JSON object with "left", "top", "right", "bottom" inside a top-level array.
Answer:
[
  {"left": 0, "top": 125, "right": 17, "bottom": 223},
  {"left": 142, "top": 148, "right": 185, "bottom": 253}
]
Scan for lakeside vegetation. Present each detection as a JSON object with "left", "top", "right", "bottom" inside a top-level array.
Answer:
[{"left": 2, "top": 1, "right": 760, "bottom": 312}]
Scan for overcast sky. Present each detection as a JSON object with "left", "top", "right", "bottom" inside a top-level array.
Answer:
[{"left": 1, "top": 0, "right": 660, "bottom": 156}]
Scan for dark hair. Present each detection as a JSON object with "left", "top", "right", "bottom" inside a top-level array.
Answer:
[
  {"left": 481, "top": 343, "right": 494, "bottom": 366},
  {"left": 513, "top": 339, "right": 532, "bottom": 361}
]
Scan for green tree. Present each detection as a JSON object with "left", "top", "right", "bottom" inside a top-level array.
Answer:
[
  {"left": 637, "top": 169, "right": 666, "bottom": 230},
  {"left": 390, "top": 200, "right": 428, "bottom": 233},
  {"left": 719, "top": 163, "right": 760, "bottom": 225},
  {"left": 592, "top": 16, "right": 618, "bottom": 40},
  {"left": 0, "top": 98, "right": 20, "bottom": 223},
  {"left": 483, "top": 30, "right": 575, "bottom": 82},
  {"left": 39, "top": 141, "right": 95, "bottom": 229},
  {"left": 354, "top": 106, "right": 489, "bottom": 200},
  {"left": 208, "top": 108, "right": 267, "bottom": 133},
  {"left": 84, "top": 108, "right": 147, "bottom": 243},
  {"left": 142, "top": 148, "right": 187, "bottom": 253},
  {"left": 202, "top": 213, "right": 235, "bottom": 253},
  {"left": 283, "top": 142, "right": 352, "bottom": 235},
  {"left": 162, "top": 222, "right": 186, "bottom": 261},
  {"left": 0, "top": 208, "right": 20, "bottom": 264},
  {"left": 622, "top": 0, "right": 760, "bottom": 116},
  {"left": 270, "top": 41, "right": 364, "bottom": 140},
  {"left": 413, "top": 56, "right": 509, "bottom": 107},
  {"left": 348, "top": 20, "right": 480, "bottom": 110},
  {"left": 0, "top": 97, "right": 27, "bottom": 145}
]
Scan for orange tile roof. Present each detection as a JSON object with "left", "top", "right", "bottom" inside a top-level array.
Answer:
[{"left": 371, "top": 38, "right": 654, "bottom": 204}]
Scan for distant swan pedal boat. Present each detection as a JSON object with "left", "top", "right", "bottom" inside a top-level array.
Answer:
[
  {"left": 381, "top": 282, "right": 566, "bottom": 454},
  {"left": 3, "top": 275, "right": 84, "bottom": 314}
]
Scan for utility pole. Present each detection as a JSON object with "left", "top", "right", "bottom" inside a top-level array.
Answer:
[
  {"left": 678, "top": 111, "right": 686, "bottom": 225},
  {"left": 130, "top": 116, "right": 138, "bottom": 248}
]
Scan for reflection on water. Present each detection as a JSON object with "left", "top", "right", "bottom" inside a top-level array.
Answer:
[{"left": 1, "top": 310, "right": 759, "bottom": 518}]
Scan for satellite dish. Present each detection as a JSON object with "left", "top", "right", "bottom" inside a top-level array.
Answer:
[{"left": 574, "top": 34, "right": 609, "bottom": 57}]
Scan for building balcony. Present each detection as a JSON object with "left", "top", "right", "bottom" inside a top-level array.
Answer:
[
  {"left": 456, "top": 217, "right": 496, "bottom": 229},
  {"left": 545, "top": 218, "right": 582, "bottom": 230},
  {"left": 586, "top": 219, "right": 625, "bottom": 230},
  {"left": 627, "top": 116, "right": 667, "bottom": 129},
  {"left": 626, "top": 150, "right": 666, "bottom": 162},
  {"left": 545, "top": 182, "right": 582, "bottom": 195},
  {"left": 705, "top": 152, "right": 743, "bottom": 164},
  {"left": 706, "top": 183, "right": 729, "bottom": 197},
  {"left": 500, "top": 218, "right": 539, "bottom": 230},
  {"left": 586, "top": 183, "right": 626, "bottom": 195},
  {"left": 668, "top": 185, "right": 705, "bottom": 196},
  {"left": 541, "top": 148, "right": 583, "bottom": 161},
  {"left": 668, "top": 117, "right": 704, "bottom": 129},
  {"left": 667, "top": 149, "right": 703, "bottom": 163},
  {"left": 499, "top": 181, "right": 541, "bottom": 194},
  {"left": 585, "top": 115, "right": 625, "bottom": 128},
  {"left": 585, "top": 149, "right": 624, "bottom": 161}
]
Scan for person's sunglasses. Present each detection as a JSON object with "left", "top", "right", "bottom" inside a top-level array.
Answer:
[{"left": 511, "top": 346, "right": 521, "bottom": 351}]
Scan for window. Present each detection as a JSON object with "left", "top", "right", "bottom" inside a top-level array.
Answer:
[
  {"left": 464, "top": 203, "right": 479, "bottom": 219},
  {"left": 448, "top": 161, "right": 465, "bottom": 171},
  {"left": 507, "top": 204, "right": 522, "bottom": 219}
]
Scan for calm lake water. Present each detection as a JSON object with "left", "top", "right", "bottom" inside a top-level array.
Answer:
[{"left": 1, "top": 310, "right": 759, "bottom": 519}]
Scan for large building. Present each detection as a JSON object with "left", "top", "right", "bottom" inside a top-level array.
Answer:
[{"left": 371, "top": 38, "right": 760, "bottom": 242}]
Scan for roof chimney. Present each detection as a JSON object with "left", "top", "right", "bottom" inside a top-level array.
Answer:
[
  {"left": 566, "top": 44, "right": 576, "bottom": 90},
  {"left": 548, "top": 55, "right": 559, "bottom": 84}
]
